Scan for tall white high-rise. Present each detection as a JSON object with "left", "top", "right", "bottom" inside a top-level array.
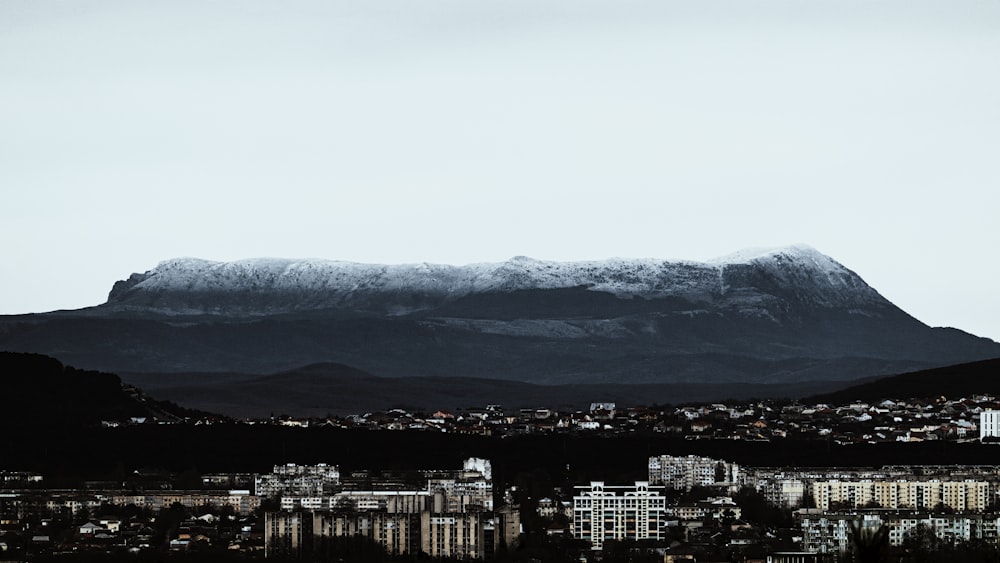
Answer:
[
  {"left": 573, "top": 481, "right": 666, "bottom": 550},
  {"left": 980, "top": 410, "right": 1000, "bottom": 441}
]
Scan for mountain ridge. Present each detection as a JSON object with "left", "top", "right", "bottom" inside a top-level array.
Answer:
[
  {"left": 102, "top": 245, "right": 887, "bottom": 318},
  {"left": 2, "top": 245, "right": 998, "bottom": 386}
]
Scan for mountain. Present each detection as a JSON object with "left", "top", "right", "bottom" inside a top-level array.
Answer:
[
  {"left": 102, "top": 245, "right": 881, "bottom": 317},
  {"left": 1, "top": 245, "right": 998, "bottom": 387}
]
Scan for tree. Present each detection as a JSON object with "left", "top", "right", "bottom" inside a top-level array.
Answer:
[
  {"left": 155, "top": 502, "right": 190, "bottom": 546},
  {"left": 848, "top": 519, "right": 890, "bottom": 563},
  {"left": 930, "top": 502, "right": 954, "bottom": 515},
  {"left": 720, "top": 508, "right": 737, "bottom": 525},
  {"left": 733, "top": 487, "right": 792, "bottom": 527},
  {"left": 176, "top": 467, "right": 203, "bottom": 490}
]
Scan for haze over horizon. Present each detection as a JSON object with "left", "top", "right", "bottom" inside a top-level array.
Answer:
[{"left": 2, "top": 0, "right": 999, "bottom": 342}]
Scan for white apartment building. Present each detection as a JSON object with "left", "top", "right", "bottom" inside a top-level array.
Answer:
[
  {"left": 462, "top": 458, "right": 492, "bottom": 480},
  {"left": 648, "top": 455, "right": 741, "bottom": 492},
  {"left": 573, "top": 481, "right": 667, "bottom": 550},
  {"left": 981, "top": 411, "right": 1000, "bottom": 441},
  {"left": 281, "top": 490, "right": 434, "bottom": 513},
  {"left": 754, "top": 475, "right": 807, "bottom": 508},
  {"left": 256, "top": 463, "right": 341, "bottom": 497}
]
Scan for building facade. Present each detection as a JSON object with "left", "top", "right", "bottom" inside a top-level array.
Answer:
[
  {"left": 255, "top": 463, "right": 340, "bottom": 498},
  {"left": 810, "top": 480, "right": 990, "bottom": 512},
  {"left": 266, "top": 511, "right": 310, "bottom": 559},
  {"left": 800, "top": 510, "right": 1000, "bottom": 555},
  {"left": 264, "top": 458, "right": 519, "bottom": 559},
  {"left": 982, "top": 411, "right": 1000, "bottom": 441},
  {"left": 648, "top": 455, "right": 740, "bottom": 492},
  {"left": 573, "top": 481, "right": 667, "bottom": 551}
]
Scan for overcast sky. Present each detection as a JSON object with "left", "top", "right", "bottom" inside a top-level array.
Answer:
[{"left": 2, "top": 0, "right": 999, "bottom": 341}]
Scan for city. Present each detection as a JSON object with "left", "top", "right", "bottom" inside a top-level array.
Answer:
[{"left": 7, "top": 393, "right": 1000, "bottom": 562}]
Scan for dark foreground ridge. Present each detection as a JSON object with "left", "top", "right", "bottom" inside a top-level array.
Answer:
[
  {"left": 807, "top": 356, "right": 1000, "bottom": 404},
  {"left": 0, "top": 351, "right": 215, "bottom": 427}
]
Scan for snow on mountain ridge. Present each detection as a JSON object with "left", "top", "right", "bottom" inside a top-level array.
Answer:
[
  {"left": 128, "top": 256, "right": 724, "bottom": 297},
  {"left": 106, "top": 246, "right": 884, "bottom": 314}
]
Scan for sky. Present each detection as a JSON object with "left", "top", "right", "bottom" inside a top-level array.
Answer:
[{"left": 2, "top": 0, "right": 999, "bottom": 341}]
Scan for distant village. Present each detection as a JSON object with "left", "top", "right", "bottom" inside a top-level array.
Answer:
[{"left": 109, "top": 390, "right": 1000, "bottom": 444}]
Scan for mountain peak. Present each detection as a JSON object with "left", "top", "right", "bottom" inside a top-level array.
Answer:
[{"left": 709, "top": 243, "right": 827, "bottom": 265}]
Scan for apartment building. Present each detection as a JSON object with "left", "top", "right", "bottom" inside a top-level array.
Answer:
[
  {"left": 255, "top": 463, "right": 340, "bottom": 497},
  {"left": 800, "top": 510, "right": 1000, "bottom": 555},
  {"left": 266, "top": 511, "right": 310, "bottom": 559},
  {"left": 313, "top": 511, "right": 420, "bottom": 556},
  {"left": 264, "top": 458, "right": 518, "bottom": 559},
  {"left": 573, "top": 481, "right": 667, "bottom": 550},
  {"left": 981, "top": 410, "right": 1000, "bottom": 440},
  {"left": 754, "top": 474, "right": 808, "bottom": 508},
  {"left": 111, "top": 490, "right": 260, "bottom": 515},
  {"left": 810, "top": 480, "right": 990, "bottom": 512},
  {"left": 648, "top": 455, "right": 740, "bottom": 492}
]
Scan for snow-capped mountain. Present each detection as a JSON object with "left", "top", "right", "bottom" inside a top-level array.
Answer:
[
  {"left": 2, "top": 245, "right": 998, "bottom": 388},
  {"left": 105, "top": 245, "right": 885, "bottom": 317}
]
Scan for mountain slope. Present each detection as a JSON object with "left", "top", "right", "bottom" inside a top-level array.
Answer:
[{"left": 1, "top": 245, "right": 998, "bottom": 385}]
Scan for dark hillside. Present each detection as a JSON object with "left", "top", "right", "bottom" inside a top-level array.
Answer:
[
  {"left": 120, "top": 363, "right": 861, "bottom": 418},
  {"left": 807, "top": 357, "right": 1000, "bottom": 404},
  {"left": 0, "top": 352, "right": 210, "bottom": 427}
]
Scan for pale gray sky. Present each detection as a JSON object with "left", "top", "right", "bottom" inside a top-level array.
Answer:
[{"left": 2, "top": 0, "right": 999, "bottom": 341}]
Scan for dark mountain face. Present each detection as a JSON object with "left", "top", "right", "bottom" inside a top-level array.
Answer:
[{"left": 1, "top": 246, "right": 998, "bottom": 385}]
